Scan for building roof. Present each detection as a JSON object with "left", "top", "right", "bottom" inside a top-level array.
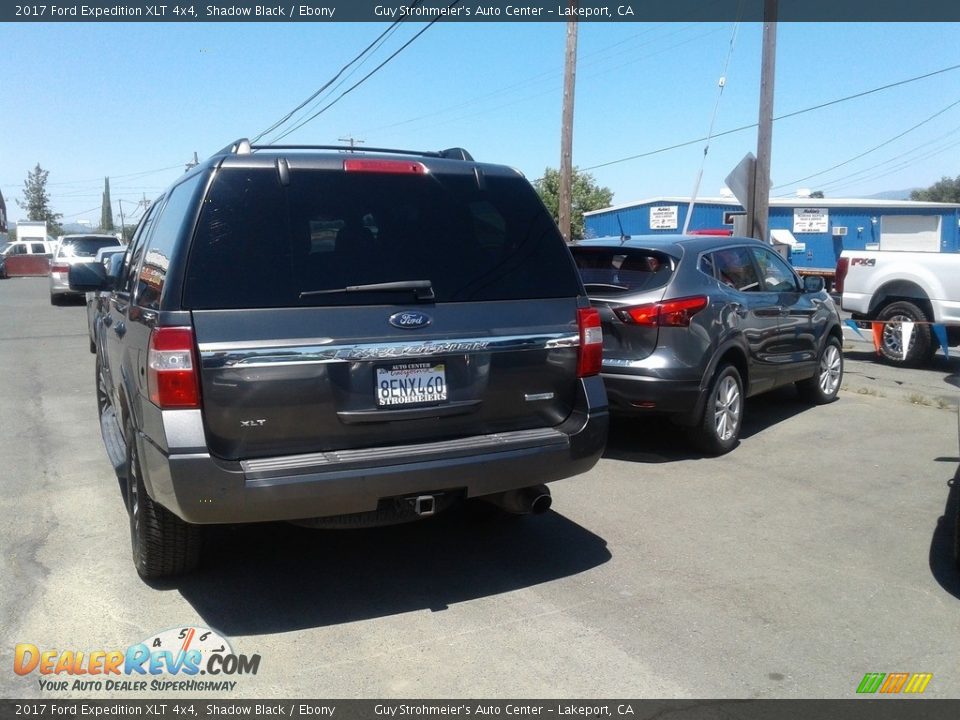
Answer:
[{"left": 584, "top": 196, "right": 960, "bottom": 216}]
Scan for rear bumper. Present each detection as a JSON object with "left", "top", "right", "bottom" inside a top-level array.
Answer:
[
  {"left": 137, "top": 377, "right": 608, "bottom": 524},
  {"left": 601, "top": 371, "right": 703, "bottom": 417},
  {"left": 50, "top": 273, "right": 80, "bottom": 296}
]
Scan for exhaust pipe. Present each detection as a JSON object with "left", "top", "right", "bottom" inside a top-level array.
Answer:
[{"left": 482, "top": 484, "right": 552, "bottom": 515}]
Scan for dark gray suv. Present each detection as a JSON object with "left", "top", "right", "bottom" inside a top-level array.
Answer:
[
  {"left": 571, "top": 235, "right": 842, "bottom": 455},
  {"left": 71, "top": 141, "right": 608, "bottom": 578}
]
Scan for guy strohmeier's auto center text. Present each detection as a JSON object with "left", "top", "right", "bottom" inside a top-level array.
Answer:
[{"left": 12, "top": 2, "right": 637, "bottom": 20}]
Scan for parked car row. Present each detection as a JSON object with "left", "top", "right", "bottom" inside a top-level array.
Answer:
[{"left": 63, "top": 141, "right": 844, "bottom": 580}]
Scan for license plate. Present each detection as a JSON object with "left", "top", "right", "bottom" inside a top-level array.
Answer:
[{"left": 376, "top": 363, "right": 447, "bottom": 407}]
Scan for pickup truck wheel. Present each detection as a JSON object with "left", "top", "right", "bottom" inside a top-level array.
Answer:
[
  {"left": 796, "top": 336, "right": 843, "bottom": 404},
  {"left": 876, "top": 301, "right": 931, "bottom": 366},
  {"left": 125, "top": 425, "right": 202, "bottom": 578},
  {"left": 690, "top": 364, "right": 742, "bottom": 456}
]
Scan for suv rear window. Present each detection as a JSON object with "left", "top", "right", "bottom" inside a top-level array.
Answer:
[
  {"left": 571, "top": 247, "right": 674, "bottom": 295},
  {"left": 57, "top": 237, "right": 119, "bottom": 258},
  {"left": 183, "top": 167, "right": 581, "bottom": 309}
]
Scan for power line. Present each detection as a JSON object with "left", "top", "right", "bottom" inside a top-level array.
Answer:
[
  {"left": 268, "top": 3, "right": 461, "bottom": 144},
  {"left": 582, "top": 61, "right": 960, "bottom": 172},
  {"left": 251, "top": 15, "right": 415, "bottom": 144},
  {"left": 772, "top": 97, "right": 960, "bottom": 191}
]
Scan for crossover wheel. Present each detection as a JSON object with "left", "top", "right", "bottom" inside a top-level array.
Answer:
[
  {"left": 797, "top": 336, "right": 843, "bottom": 404},
  {"left": 876, "top": 301, "right": 931, "bottom": 366},
  {"left": 691, "top": 364, "right": 743, "bottom": 455},
  {"left": 125, "top": 425, "right": 202, "bottom": 578}
]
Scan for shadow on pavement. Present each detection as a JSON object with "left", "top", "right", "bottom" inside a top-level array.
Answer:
[
  {"left": 603, "top": 385, "right": 815, "bottom": 463},
  {"left": 154, "top": 506, "right": 610, "bottom": 636},
  {"left": 929, "top": 463, "right": 960, "bottom": 600}
]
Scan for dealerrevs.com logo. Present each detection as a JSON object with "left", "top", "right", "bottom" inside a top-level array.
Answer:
[{"left": 14, "top": 626, "right": 261, "bottom": 693}]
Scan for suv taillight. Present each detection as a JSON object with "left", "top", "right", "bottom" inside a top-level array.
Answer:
[
  {"left": 577, "top": 307, "right": 603, "bottom": 377},
  {"left": 616, "top": 295, "right": 709, "bottom": 327},
  {"left": 147, "top": 327, "right": 200, "bottom": 409},
  {"left": 343, "top": 158, "right": 426, "bottom": 174},
  {"left": 835, "top": 257, "right": 849, "bottom": 295}
]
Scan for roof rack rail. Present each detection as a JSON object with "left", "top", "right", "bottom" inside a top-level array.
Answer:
[
  {"left": 215, "top": 138, "right": 252, "bottom": 156},
  {"left": 247, "top": 144, "right": 473, "bottom": 162}
]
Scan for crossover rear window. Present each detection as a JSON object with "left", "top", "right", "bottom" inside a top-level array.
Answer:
[
  {"left": 58, "top": 237, "right": 120, "bottom": 258},
  {"left": 571, "top": 247, "right": 674, "bottom": 295},
  {"left": 182, "top": 167, "right": 581, "bottom": 309}
]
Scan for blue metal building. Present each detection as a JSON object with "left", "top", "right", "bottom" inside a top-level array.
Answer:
[{"left": 583, "top": 197, "right": 960, "bottom": 278}]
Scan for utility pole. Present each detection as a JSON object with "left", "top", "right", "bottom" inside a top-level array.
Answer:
[
  {"left": 339, "top": 136, "right": 365, "bottom": 151},
  {"left": 752, "top": 0, "right": 777, "bottom": 242},
  {"left": 559, "top": 13, "right": 578, "bottom": 244},
  {"left": 117, "top": 198, "right": 126, "bottom": 241},
  {"left": 185, "top": 151, "right": 199, "bottom": 172}
]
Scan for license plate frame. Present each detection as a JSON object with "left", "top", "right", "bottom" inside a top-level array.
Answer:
[{"left": 376, "top": 362, "right": 448, "bottom": 407}]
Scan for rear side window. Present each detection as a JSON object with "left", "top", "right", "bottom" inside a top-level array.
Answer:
[
  {"left": 57, "top": 237, "right": 118, "bottom": 258},
  {"left": 183, "top": 167, "right": 581, "bottom": 309},
  {"left": 31, "top": 243, "right": 46, "bottom": 254},
  {"left": 705, "top": 246, "right": 761, "bottom": 292},
  {"left": 571, "top": 247, "right": 673, "bottom": 295},
  {"left": 136, "top": 173, "right": 205, "bottom": 310}
]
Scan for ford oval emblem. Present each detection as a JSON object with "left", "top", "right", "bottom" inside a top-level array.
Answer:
[{"left": 389, "top": 311, "right": 432, "bottom": 329}]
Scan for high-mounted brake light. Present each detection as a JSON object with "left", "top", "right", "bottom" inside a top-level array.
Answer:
[
  {"left": 577, "top": 307, "right": 603, "bottom": 378},
  {"left": 834, "top": 257, "right": 849, "bottom": 295},
  {"left": 343, "top": 159, "right": 426, "bottom": 175},
  {"left": 147, "top": 327, "right": 201, "bottom": 409},
  {"left": 616, "top": 295, "right": 709, "bottom": 328}
]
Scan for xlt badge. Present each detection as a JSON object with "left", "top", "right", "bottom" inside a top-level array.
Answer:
[
  {"left": 240, "top": 419, "right": 267, "bottom": 427},
  {"left": 389, "top": 311, "right": 432, "bottom": 329}
]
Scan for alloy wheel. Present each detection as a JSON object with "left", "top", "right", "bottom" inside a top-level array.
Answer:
[{"left": 713, "top": 375, "right": 741, "bottom": 442}]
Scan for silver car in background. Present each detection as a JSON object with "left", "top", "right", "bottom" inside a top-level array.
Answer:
[
  {"left": 85, "top": 246, "right": 126, "bottom": 352},
  {"left": 49, "top": 234, "right": 123, "bottom": 305}
]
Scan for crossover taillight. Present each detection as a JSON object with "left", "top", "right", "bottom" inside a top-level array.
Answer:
[
  {"left": 577, "top": 307, "right": 603, "bottom": 377},
  {"left": 834, "top": 257, "right": 849, "bottom": 295},
  {"left": 616, "top": 295, "right": 709, "bottom": 328},
  {"left": 147, "top": 327, "right": 201, "bottom": 409}
]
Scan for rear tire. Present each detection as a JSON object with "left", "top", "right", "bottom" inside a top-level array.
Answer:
[
  {"left": 876, "top": 301, "right": 931, "bottom": 366},
  {"left": 125, "top": 424, "right": 202, "bottom": 578},
  {"left": 797, "top": 336, "right": 843, "bottom": 404},
  {"left": 690, "top": 364, "right": 743, "bottom": 456}
]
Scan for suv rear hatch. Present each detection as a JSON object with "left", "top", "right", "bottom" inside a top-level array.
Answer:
[
  {"left": 183, "top": 159, "right": 587, "bottom": 461},
  {"left": 571, "top": 245, "right": 675, "bottom": 362}
]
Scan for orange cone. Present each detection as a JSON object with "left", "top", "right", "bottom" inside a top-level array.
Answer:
[{"left": 872, "top": 321, "right": 884, "bottom": 355}]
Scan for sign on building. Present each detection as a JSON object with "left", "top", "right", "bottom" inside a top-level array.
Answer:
[
  {"left": 793, "top": 207, "right": 829, "bottom": 233},
  {"left": 650, "top": 205, "right": 678, "bottom": 230}
]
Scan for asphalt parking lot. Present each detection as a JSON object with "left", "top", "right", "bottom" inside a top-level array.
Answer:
[{"left": 2, "top": 276, "right": 959, "bottom": 700}]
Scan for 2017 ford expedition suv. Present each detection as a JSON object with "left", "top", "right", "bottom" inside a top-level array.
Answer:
[{"left": 70, "top": 140, "right": 608, "bottom": 578}]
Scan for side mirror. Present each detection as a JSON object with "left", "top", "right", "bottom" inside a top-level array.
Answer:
[
  {"left": 69, "top": 262, "right": 110, "bottom": 292},
  {"left": 803, "top": 275, "right": 825, "bottom": 293}
]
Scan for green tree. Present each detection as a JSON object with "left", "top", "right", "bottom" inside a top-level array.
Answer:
[
  {"left": 100, "top": 177, "right": 115, "bottom": 231},
  {"left": 810, "top": 190, "right": 825, "bottom": 199},
  {"left": 534, "top": 167, "right": 614, "bottom": 241},
  {"left": 17, "top": 164, "right": 63, "bottom": 236},
  {"left": 910, "top": 175, "right": 960, "bottom": 203}
]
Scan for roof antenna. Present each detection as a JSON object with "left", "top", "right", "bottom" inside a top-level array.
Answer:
[{"left": 617, "top": 215, "right": 630, "bottom": 245}]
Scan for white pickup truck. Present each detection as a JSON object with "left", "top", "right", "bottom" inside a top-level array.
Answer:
[{"left": 836, "top": 250, "right": 960, "bottom": 365}]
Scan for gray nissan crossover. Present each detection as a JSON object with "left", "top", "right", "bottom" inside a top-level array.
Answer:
[
  {"left": 571, "top": 235, "right": 843, "bottom": 455},
  {"left": 70, "top": 140, "right": 608, "bottom": 578}
]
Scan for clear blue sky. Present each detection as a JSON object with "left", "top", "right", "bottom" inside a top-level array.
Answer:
[{"left": 2, "top": 21, "right": 959, "bottom": 227}]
